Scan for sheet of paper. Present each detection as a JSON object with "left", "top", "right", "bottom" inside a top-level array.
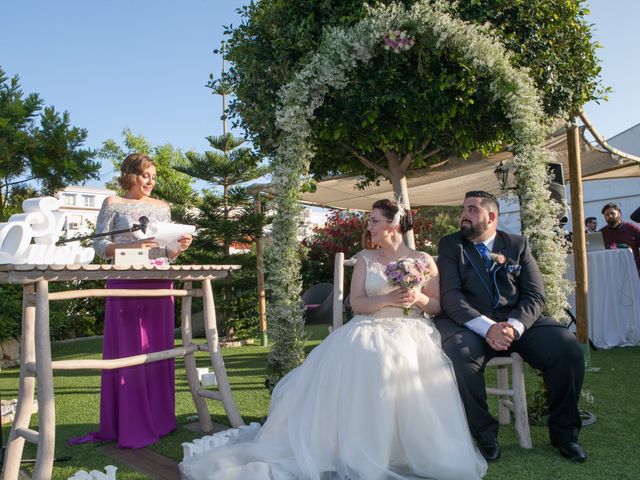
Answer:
[{"left": 147, "top": 222, "right": 195, "bottom": 249}]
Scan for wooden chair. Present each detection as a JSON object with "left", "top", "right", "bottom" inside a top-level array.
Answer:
[
  {"left": 332, "top": 253, "right": 357, "bottom": 332},
  {"left": 486, "top": 353, "right": 532, "bottom": 448},
  {"left": 332, "top": 252, "right": 532, "bottom": 448}
]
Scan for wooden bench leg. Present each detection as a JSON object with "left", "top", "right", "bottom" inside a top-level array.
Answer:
[
  {"left": 496, "top": 364, "right": 510, "bottom": 425},
  {"left": 181, "top": 281, "right": 214, "bottom": 433},
  {"left": 511, "top": 354, "right": 532, "bottom": 448},
  {"left": 486, "top": 354, "right": 532, "bottom": 449}
]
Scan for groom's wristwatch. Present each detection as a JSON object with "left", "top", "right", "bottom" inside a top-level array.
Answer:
[{"left": 512, "top": 328, "right": 521, "bottom": 341}]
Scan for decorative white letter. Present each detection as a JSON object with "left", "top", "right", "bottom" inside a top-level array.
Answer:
[{"left": 0, "top": 196, "right": 95, "bottom": 265}]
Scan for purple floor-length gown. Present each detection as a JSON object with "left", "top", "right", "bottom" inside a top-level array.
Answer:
[
  {"left": 70, "top": 199, "right": 177, "bottom": 449},
  {"left": 98, "top": 278, "right": 176, "bottom": 448}
]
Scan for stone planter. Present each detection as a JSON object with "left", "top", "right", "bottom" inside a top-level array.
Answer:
[{"left": 0, "top": 337, "right": 20, "bottom": 368}]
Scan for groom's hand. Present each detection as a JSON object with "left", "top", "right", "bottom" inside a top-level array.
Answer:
[{"left": 486, "top": 322, "right": 515, "bottom": 351}]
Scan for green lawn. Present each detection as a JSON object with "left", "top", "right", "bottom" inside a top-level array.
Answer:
[{"left": 1, "top": 326, "right": 639, "bottom": 479}]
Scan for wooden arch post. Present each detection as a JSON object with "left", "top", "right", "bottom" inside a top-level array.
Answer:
[{"left": 566, "top": 121, "right": 590, "bottom": 367}]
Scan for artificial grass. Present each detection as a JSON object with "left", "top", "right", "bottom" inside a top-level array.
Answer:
[{"left": 1, "top": 326, "right": 639, "bottom": 479}]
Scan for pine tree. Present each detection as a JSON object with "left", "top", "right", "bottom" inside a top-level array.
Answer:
[{"left": 174, "top": 43, "right": 268, "bottom": 337}]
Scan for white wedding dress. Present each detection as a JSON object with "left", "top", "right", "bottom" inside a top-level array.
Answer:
[{"left": 180, "top": 251, "right": 487, "bottom": 480}]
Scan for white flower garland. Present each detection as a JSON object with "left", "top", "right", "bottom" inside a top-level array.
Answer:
[{"left": 267, "top": 0, "right": 570, "bottom": 385}]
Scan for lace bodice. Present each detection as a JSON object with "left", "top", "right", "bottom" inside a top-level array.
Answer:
[
  {"left": 356, "top": 249, "right": 433, "bottom": 318},
  {"left": 93, "top": 199, "right": 171, "bottom": 260}
]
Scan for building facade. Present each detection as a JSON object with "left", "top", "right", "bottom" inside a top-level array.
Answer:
[
  {"left": 299, "top": 207, "right": 328, "bottom": 240},
  {"left": 55, "top": 186, "right": 116, "bottom": 239}
]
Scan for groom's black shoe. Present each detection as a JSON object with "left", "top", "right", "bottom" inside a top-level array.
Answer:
[
  {"left": 477, "top": 440, "right": 501, "bottom": 462},
  {"left": 553, "top": 441, "right": 587, "bottom": 462}
]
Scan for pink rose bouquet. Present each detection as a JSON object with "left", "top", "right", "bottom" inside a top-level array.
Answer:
[{"left": 384, "top": 257, "right": 430, "bottom": 315}]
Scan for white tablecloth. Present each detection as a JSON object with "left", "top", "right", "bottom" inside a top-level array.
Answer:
[{"left": 567, "top": 248, "right": 640, "bottom": 349}]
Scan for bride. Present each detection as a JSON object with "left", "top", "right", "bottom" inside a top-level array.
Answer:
[{"left": 180, "top": 199, "right": 487, "bottom": 480}]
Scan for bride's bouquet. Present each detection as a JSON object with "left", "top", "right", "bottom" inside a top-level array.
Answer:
[{"left": 384, "top": 257, "right": 430, "bottom": 315}]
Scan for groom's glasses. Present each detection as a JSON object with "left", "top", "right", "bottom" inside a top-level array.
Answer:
[{"left": 367, "top": 218, "right": 392, "bottom": 226}]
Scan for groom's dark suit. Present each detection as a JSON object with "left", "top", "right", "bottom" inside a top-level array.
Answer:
[{"left": 435, "top": 230, "right": 584, "bottom": 446}]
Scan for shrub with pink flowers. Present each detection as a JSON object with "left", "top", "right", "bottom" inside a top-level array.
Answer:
[{"left": 301, "top": 210, "right": 366, "bottom": 288}]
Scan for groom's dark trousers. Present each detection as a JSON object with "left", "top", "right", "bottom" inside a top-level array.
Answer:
[{"left": 434, "top": 230, "right": 584, "bottom": 446}]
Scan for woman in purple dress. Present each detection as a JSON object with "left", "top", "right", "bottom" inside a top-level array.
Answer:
[{"left": 72, "top": 153, "right": 192, "bottom": 449}]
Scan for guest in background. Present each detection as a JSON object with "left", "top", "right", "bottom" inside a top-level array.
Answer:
[
  {"left": 584, "top": 217, "right": 598, "bottom": 233},
  {"left": 599, "top": 202, "right": 640, "bottom": 272},
  {"left": 70, "top": 152, "right": 192, "bottom": 449}
]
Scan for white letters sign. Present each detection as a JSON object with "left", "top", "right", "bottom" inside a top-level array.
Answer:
[{"left": 0, "top": 197, "right": 95, "bottom": 265}]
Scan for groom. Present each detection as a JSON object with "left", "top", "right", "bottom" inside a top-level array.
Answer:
[{"left": 434, "top": 191, "right": 586, "bottom": 462}]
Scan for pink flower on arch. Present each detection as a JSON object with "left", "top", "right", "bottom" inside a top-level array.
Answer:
[{"left": 383, "top": 30, "right": 416, "bottom": 53}]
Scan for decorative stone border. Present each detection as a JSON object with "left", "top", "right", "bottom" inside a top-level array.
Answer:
[
  {"left": 68, "top": 465, "right": 117, "bottom": 480},
  {"left": 1, "top": 399, "right": 38, "bottom": 426},
  {"left": 0, "top": 337, "right": 20, "bottom": 368},
  {"left": 181, "top": 422, "right": 261, "bottom": 460}
]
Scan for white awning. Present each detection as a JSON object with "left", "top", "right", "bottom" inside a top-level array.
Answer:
[{"left": 248, "top": 129, "right": 635, "bottom": 210}]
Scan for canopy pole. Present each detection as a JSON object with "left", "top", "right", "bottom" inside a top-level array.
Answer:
[{"left": 567, "top": 120, "right": 591, "bottom": 367}]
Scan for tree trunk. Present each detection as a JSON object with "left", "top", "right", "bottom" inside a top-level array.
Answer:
[
  {"left": 348, "top": 147, "right": 418, "bottom": 249},
  {"left": 386, "top": 151, "right": 416, "bottom": 249}
]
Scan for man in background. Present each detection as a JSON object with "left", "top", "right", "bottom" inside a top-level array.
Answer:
[
  {"left": 600, "top": 202, "right": 640, "bottom": 272},
  {"left": 584, "top": 217, "right": 597, "bottom": 233}
]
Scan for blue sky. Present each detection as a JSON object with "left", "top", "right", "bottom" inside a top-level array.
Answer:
[
  {"left": 1, "top": 1, "right": 638, "bottom": 187},
  {"left": 1, "top": 0, "right": 247, "bottom": 184}
]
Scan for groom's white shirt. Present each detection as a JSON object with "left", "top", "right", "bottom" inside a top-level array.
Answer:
[{"left": 464, "top": 234, "right": 525, "bottom": 339}]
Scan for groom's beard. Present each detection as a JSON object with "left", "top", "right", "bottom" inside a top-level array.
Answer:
[{"left": 460, "top": 221, "right": 486, "bottom": 240}]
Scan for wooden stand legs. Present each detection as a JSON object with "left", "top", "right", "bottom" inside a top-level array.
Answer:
[
  {"left": 2, "top": 281, "right": 57, "bottom": 480},
  {"left": 2, "top": 284, "right": 36, "bottom": 480},
  {"left": 202, "top": 280, "right": 243, "bottom": 428},
  {"left": 1, "top": 274, "right": 245, "bottom": 480},
  {"left": 181, "top": 281, "right": 214, "bottom": 433}
]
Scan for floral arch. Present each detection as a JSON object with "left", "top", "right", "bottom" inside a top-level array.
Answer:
[{"left": 264, "top": 0, "right": 570, "bottom": 387}]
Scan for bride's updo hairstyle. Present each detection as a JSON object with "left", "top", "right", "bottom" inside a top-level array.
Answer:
[
  {"left": 117, "top": 153, "right": 156, "bottom": 191},
  {"left": 371, "top": 199, "right": 414, "bottom": 234}
]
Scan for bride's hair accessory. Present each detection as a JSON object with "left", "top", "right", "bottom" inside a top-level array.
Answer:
[
  {"left": 391, "top": 195, "right": 407, "bottom": 228},
  {"left": 370, "top": 198, "right": 413, "bottom": 233}
]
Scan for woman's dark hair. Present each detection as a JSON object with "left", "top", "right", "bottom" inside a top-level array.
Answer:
[
  {"left": 371, "top": 199, "right": 414, "bottom": 234},
  {"left": 117, "top": 153, "right": 156, "bottom": 190}
]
